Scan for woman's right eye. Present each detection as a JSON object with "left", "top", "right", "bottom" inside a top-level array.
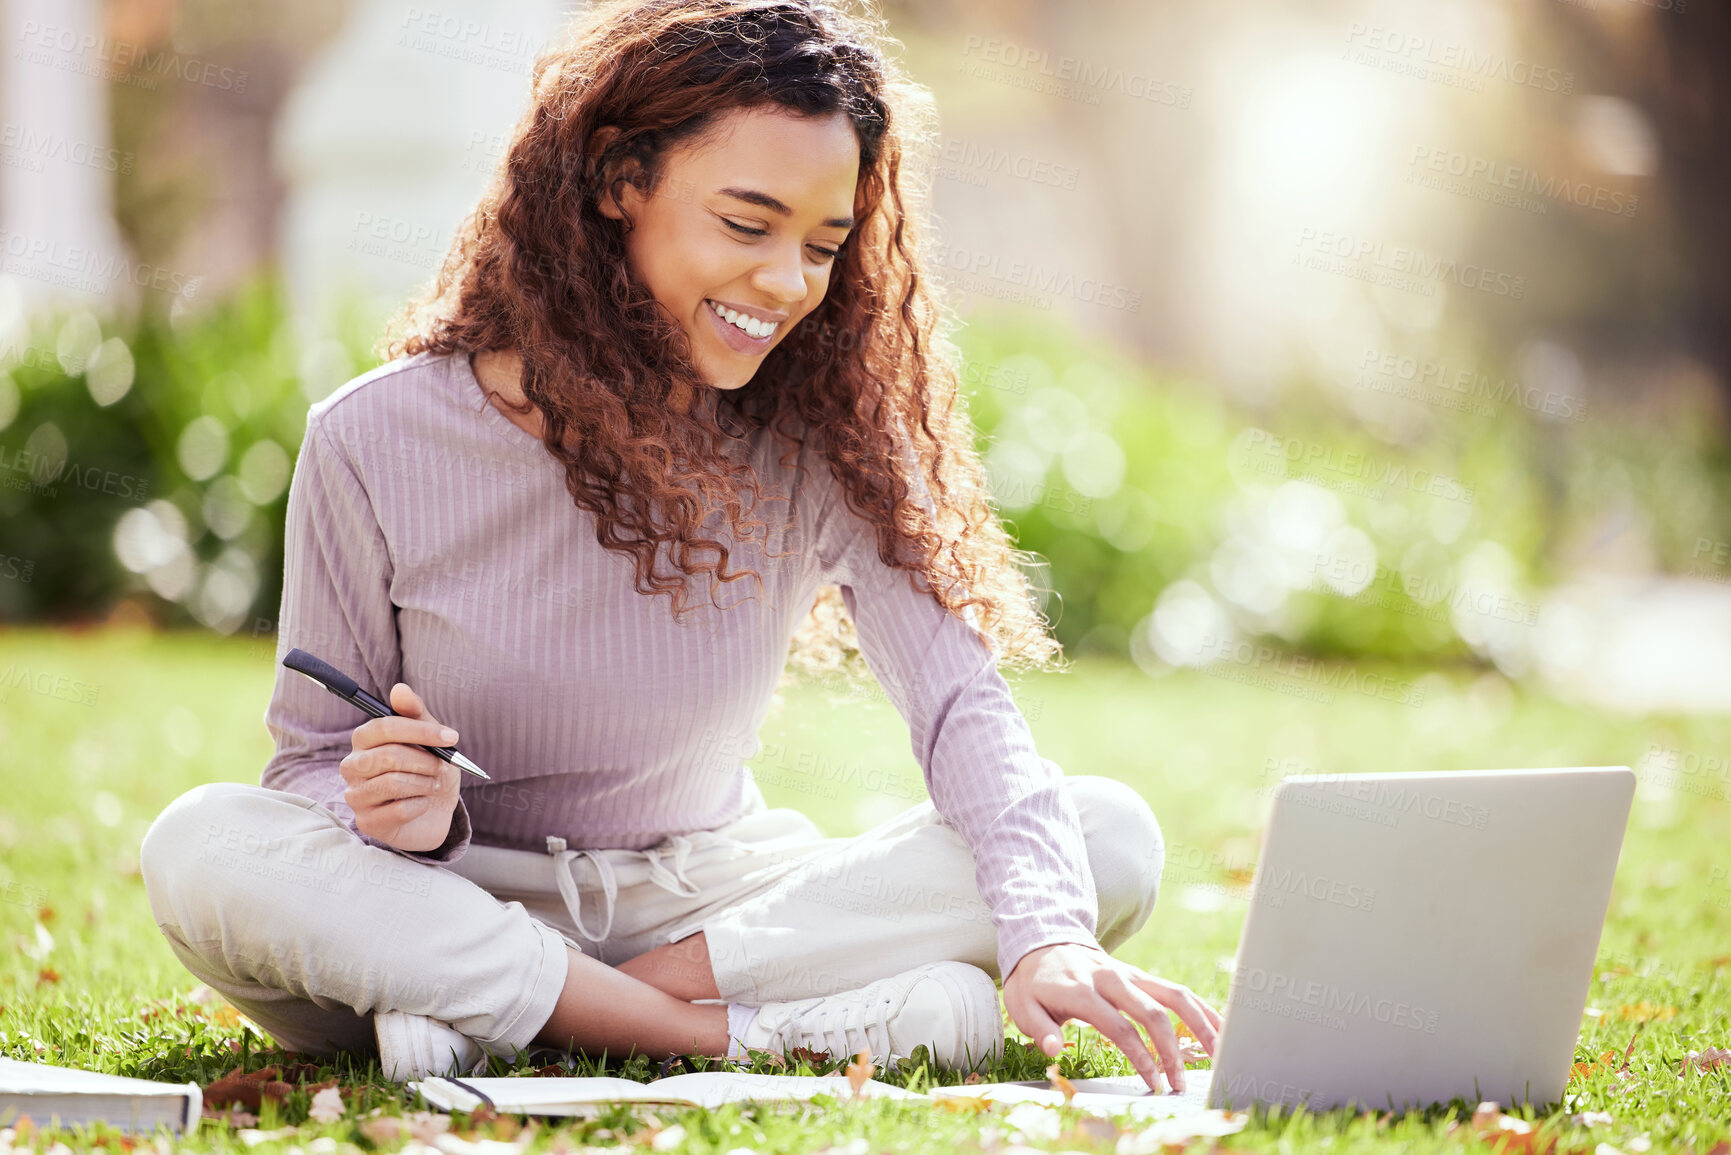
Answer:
[{"left": 724, "top": 219, "right": 768, "bottom": 238}]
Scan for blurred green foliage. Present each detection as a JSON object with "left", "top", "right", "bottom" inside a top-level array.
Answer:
[
  {"left": 2, "top": 282, "right": 1728, "bottom": 675},
  {"left": 0, "top": 273, "right": 371, "bottom": 631},
  {"left": 953, "top": 306, "right": 1731, "bottom": 671}
]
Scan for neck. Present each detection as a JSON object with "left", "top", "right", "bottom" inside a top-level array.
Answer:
[{"left": 473, "top": 348, "right": 727, "bottom": 429}]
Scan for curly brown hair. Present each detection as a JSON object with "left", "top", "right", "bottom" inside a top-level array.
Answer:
[{"left": 379, "top": 0, "right": 1066, "bottom": 683}]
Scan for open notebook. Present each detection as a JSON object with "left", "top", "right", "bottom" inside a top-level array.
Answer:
[
  {"left": 409, "top": 1068, "right": 1214, "bottom": 1119},
  {"left": 410, "top": 1071, "right": 922, "bottom": 1112},
  {"left": 929, "top": 1070, "right": 1215, "bottom": 1118},
  {"left": 0, "top": 1057, "right": 203, "bottom": 1134}
]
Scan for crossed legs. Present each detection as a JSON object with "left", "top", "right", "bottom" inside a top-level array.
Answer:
[{"left": 141, "top": 776, "right": 1161, "bottom": 1064}]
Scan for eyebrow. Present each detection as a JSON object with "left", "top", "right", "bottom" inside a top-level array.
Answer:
[{"left": 717, "top": 186, "right": 854, "bottom": 230}]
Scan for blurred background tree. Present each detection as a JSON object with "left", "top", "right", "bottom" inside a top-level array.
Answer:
[{"left": 2, "top": 0, "right": 1728, "bottom": 712}]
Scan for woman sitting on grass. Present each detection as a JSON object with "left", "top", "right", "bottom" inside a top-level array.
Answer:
[{"left": 140, "top": 0, "right": 1221, "bottom": 1089}]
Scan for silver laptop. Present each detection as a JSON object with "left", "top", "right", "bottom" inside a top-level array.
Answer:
[{"left": 1201, "top": 765, "right": 1634, "bottom": 1114}]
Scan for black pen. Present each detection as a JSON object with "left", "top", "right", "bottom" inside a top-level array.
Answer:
[{"left": 282, "top": 647, "right": 491, "bottom": 779}]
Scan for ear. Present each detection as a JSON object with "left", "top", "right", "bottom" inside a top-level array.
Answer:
[{"left": 590, "top": 125, "right": 640, "bottom": 222}]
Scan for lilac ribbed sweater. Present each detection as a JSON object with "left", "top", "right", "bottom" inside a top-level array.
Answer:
[{"left": 260, "top": 349, "right": 1100, "bottom": 979}]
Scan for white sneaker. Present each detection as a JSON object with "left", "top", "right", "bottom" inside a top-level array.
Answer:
[
  {"left": 374, "top": 1009, "right": 490, "bottom": 1082},
  {"left": 738, "top": 961, "right": 1004, "bottom": 1073}
]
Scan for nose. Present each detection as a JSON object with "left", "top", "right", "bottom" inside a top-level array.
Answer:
[{"left": 749, "top": 243, "right": 809, "bottom": 309}]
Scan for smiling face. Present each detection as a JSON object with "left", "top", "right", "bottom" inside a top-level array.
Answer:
[{"left": 597, "top": 104, "right": 861, "bottom": 390}]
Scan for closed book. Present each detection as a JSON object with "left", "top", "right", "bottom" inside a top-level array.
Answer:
[{"left": 0, "top": 1057, "right": 202, "bottom": 1135}]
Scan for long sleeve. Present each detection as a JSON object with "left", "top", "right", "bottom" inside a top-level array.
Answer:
[
  {"left": 806, "top": 452, "right": 1100, "bottom": 980},
  {"left": 260, "top": 405, "right": 472, "bottom": 864}
]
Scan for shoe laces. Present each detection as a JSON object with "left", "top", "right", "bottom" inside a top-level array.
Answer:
[{"left": 787, "top": 989, "right": 898, "bottom": 1067}]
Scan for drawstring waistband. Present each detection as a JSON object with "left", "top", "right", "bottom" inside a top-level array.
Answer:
[{"left": 545, "top": 833, "right": 703, "bottom": 947}]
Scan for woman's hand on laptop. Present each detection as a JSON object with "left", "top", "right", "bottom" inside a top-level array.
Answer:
[{"left": 1002, "top": 942, "right": 1223, "bottom": 1094}]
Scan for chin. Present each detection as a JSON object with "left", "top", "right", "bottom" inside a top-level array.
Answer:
[{"left": 699, "top": 361, "right": 756, "bottom": 391}]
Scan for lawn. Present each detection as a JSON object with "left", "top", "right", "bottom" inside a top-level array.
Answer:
[{"left": 1, "top": 624, "right": 1727, "bottom": 1154}]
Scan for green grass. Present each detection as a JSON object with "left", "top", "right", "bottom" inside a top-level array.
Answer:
[{"left": 1, "top": 625, "right": 1728, "bottom": 1153}]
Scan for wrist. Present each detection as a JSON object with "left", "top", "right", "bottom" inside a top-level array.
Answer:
[{"left": 1006, "top": 938, "right": 1102, "bottom": 983}]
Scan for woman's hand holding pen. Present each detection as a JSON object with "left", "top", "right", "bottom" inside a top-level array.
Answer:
[{"left": 340, "top": 682, "right": 461, "bottom": 853}]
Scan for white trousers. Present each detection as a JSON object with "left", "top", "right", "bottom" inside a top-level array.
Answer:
[{"left": 139, "top": 776, "right": 1163, "bottom": 1059}]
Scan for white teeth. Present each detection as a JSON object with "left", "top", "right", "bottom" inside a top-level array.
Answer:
[{"left": 709, "top": 300, "right": 775, "bottom": 339}]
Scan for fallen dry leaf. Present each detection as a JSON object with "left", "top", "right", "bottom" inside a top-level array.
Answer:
[
  {"left": 1682, "top": 1047, "right": 1731, "bottom": 1076},
  {"left": 931, "top": 1095, "right": 992, "bottom": 1114},
  {"left": 1117, "top": 1109, "right": 1248, "bottom": 1154},
  {"left": 20, "top": 921, "right": 53, "bottom": 961},
  {"left": 963, "top": 1071, "right": 984, "bottom": 1084},
  {"left": 1574, "top": 1025, "right": 1648, "bottom": 1090},
  {"left": 236, "top": 1127, "right": 296, "bottom": 1148},
  {"left": 201, "top": 1065, "right": 295, "bottom": 1111},
  {"left": 36, "top": 968, "right": 60, "bottom": 984},
  {"left": 1067, "top": 1116, "right": 1120, "bottom": 1145},
  {"left": 406, "top": 1111, "right": 452, "bottom": 1142},
  {"left": 1450, "top": 1102, "right": 1543, "bottom": 1155},
  {"left": 1613, "top": 1002, "right": 1676, "bottom": 1022},
  {"left": 200, "top": 1104, "right": 260, "bottom": 1128},
  {"left": 1045, "top": 1062, "right": 1077, "bottom": 1105},
  {"left": 486, "top": 1113, "right": 525, "bottom": 1141},
  {"left": 308, "top": 1086, "right": 346, "bottom": 1124},
  {"left": 788, "top": 1046, "right": 831, "bottom": 1067},
  {"left": 1472, "top": 1101, "right": 1530, "bottom": 1134},
  {"left": 296, "top": 1076, "right": 363, "bottom": 1105},
  {"left": 845, "top": 1048, "right": 874, "bottom": 1098},
  {"left": 1571, "top": 1050, "right": 1617, "bottom": 1081},
  {"left": 358, "top": 1116, "right": 408, "bottom": 1144},
  {"left": 1450, "top": 1100, "right": 1605, "bottom": 1155}
]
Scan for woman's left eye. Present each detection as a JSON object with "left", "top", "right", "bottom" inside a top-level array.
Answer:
[{"left": 725, "top": 219, "right": 840, "bottom": 260}]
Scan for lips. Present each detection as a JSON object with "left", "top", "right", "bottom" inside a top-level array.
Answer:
[{"left": 704, "top": 299, "right": 777, "bottom": 354}]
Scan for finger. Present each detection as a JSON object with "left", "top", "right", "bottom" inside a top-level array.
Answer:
[
  {"left": 1193, "top": 993, "right": 1224, "bottom": 1044},
  {"left": 372, "top": 793, "right": 436, "bottom": 823},
  {"left": 1009, "top": 997, "right": 1068, "bottom": 1058},
  {"left": 1156, "top": 976, "right": 1225, "bottom": 1038},
  {"left": 1097, "top": 971, "right": 1186, "bottom": 1093},
  {"left": 353, "top": 714, "right": 459, "bottom": 752},
  {"left": 1071, "top": 989, "right": 1164, "bottom": 1090},
  {"left": 355, "top": 794, "right": 438, "bottom": 843},
  {"left": 347, "top": 783, "right": 436, "bottom": 820},
  {"left": 342, "top": 745, "right": 445, "bottom": 784},
  {"left": 350, "top": 768, "right": 441, "bottom": 806},
  {"left": 389, "top": 681, "right": 426, "bottom": 718},
  {"left": 1194, "top": 996, "right": 1222, "bottom": 1031},
  {"left": 1137, "top": 976, "right": 1223, "bottom": 1057},
  {"left": 1115, "top": 963, "right": 1223, "bottom": 1054}
]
